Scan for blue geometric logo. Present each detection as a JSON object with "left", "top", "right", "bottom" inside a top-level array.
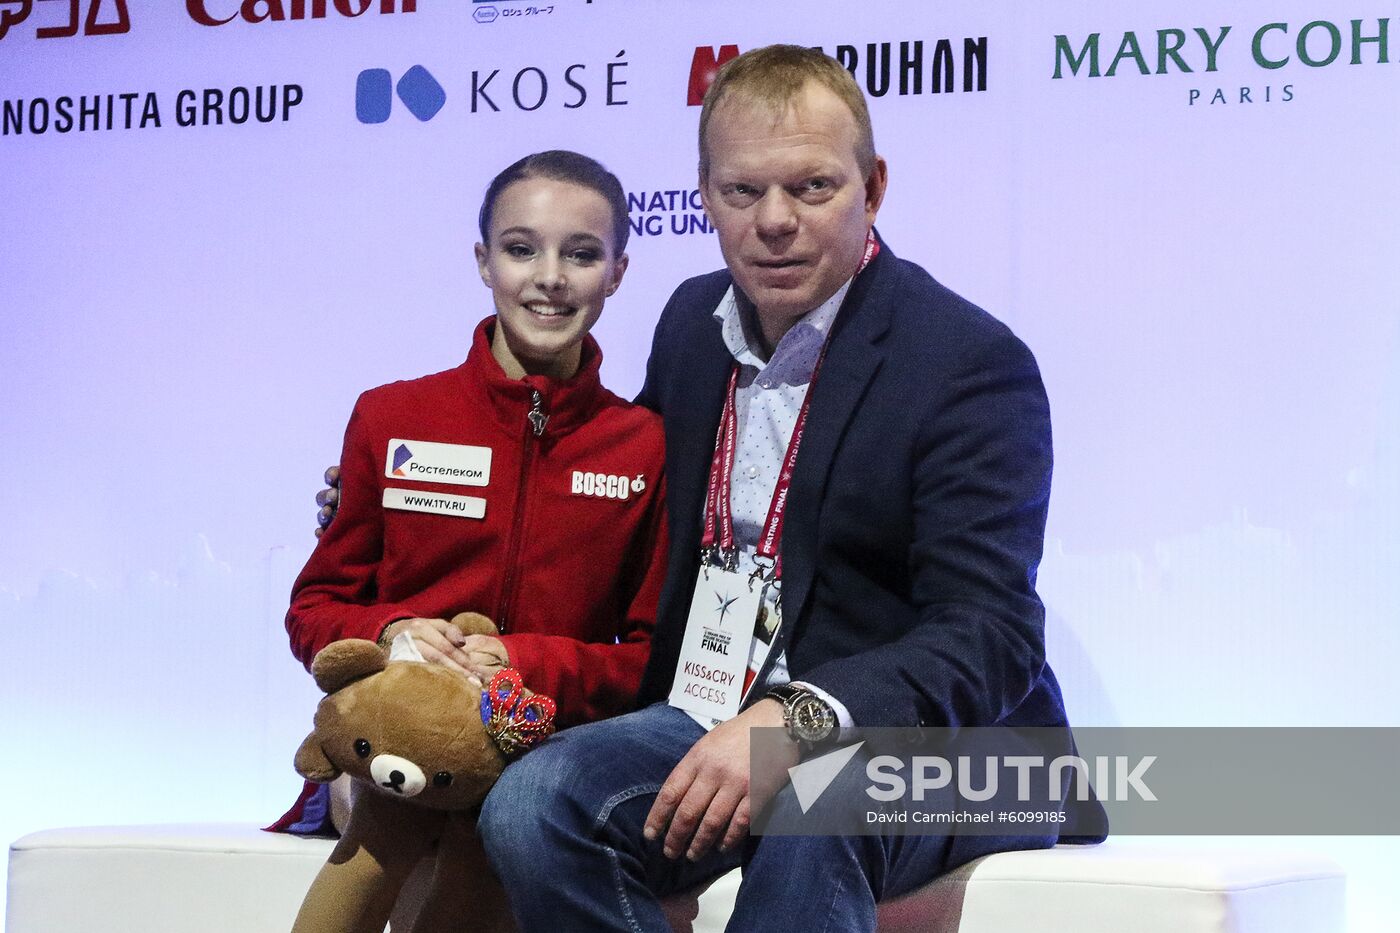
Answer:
[
  {"left": 396, "top": 65, "right": 446, "bottom": 121},
  {"left": 473, "top": 5, "right": 498, "bottom": 23},
  {"left": 392, "top": 444, "right": 413, "bottom": 476},
  {"left": 356, "top": 69, "right": 393, "bottom": 124},
  {"left": 356, "top": 65, "right": 446, "bottom": 124}
]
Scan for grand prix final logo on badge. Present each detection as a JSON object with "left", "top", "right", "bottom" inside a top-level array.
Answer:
[{"left": 700, "top": 590, "right": 737, "bottom": 654}]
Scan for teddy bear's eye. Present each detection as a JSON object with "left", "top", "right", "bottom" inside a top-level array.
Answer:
[
  {"left": 433, "top": 771, "right": 453, "bottom": 787},
  {"left": 354, "top": 739, "right": 372, "bottom": 758}
]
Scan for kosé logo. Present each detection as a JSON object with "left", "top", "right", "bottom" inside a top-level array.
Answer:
[
  {"left": 470, "top": 51, "right": 630, "bottom": 112},
  {"left": 356, "top": 65, "right": 445, "bottom": 123},
  {"left": 352, "top": 53, "right": 632, "bottom": 123}
]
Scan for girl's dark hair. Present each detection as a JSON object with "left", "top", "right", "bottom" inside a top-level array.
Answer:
[{"left": 477, "top": 150, "right": 630, "bottom": 255}]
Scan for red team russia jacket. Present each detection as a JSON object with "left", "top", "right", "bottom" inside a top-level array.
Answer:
[{"left": 287, "top": 318, "right": 668, "bottom": 727}]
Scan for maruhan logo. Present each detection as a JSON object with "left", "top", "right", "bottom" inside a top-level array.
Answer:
[
  {"left": 788, "top": 741, "right": 867, "bottom": 813},
  {"left": 689, "top": 37, "right": 988, "bottom": 106}
]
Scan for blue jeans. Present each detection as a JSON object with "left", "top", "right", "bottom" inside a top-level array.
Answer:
[{"left": 479, "top": 703, "right": 1046, "bottom": 932}]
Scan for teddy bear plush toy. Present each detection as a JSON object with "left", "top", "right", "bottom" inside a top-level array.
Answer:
[{"left": 289, "top": 612, "right": 555, "bottom": 933}]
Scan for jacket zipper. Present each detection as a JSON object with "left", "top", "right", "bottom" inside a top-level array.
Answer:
[{"left": 495, "top": 388, "right": 547, "bottom": 633}]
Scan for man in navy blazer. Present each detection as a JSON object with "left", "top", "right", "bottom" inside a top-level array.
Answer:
[{"left": 476, "top": 44, "right": 1102, "bottom": 931}]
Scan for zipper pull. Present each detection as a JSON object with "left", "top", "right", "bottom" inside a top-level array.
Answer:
[{"left": 527, "top": 389, "right": 549, "bottom": 437}]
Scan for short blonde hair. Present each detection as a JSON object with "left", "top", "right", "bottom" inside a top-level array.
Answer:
[{"left": 698, "top": 44, "right": 877, "bottom": 180}]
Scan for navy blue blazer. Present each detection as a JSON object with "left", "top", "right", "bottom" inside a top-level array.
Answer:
[
  {"left": 633, "top": 239, "right": 1107, "bottom": 849},
  {"left": 636, "top": 240, "right": 1076, "bottom": 727}
]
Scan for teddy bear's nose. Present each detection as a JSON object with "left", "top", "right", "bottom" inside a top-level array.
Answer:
[{"left": 369, "top": 754, "right": 427, "bottom": 798}]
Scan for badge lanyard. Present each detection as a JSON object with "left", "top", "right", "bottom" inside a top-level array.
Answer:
[
  {"left": 700, "top": 353, "right": 823, "bottom": 589},
  {"left": 699, "top": 230, "right": 881, "bottom": 588},
  {"left": 669, "top": 231, "right": 880, "bottom": 723}
]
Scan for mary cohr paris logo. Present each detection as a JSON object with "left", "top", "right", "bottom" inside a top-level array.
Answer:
[{"left": 1051, "top": 17, "right": 1394, "bottom": 106}]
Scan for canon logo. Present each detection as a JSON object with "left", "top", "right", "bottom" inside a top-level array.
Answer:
[{"left": 186, "top": 0, "right": 416, "bottom": 27}]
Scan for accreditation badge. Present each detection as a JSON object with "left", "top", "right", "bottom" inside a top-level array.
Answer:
[{"left": 667, "top": 565, "right": 761, "bottom": 722}]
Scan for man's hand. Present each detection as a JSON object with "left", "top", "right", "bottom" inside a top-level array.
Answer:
[
  {"left": 380, "top": 617, "right": 481, "bottom": 685},
  {"left": 314, "top": 465, "right": 341, "bottom": 538},
  {"left": 643, "top": 699, "right": 799, "bottom": 861},
  {"left": 460, "top": 633, "right": 510, "bottom": 683}
]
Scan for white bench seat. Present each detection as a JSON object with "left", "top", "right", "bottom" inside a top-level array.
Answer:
[{"left": 6, "top": 824, "right": 1345, "bottom": 932}]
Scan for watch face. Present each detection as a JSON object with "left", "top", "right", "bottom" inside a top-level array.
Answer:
[{"left": 791, "top": 695, "right": 835, "bottom": 743}]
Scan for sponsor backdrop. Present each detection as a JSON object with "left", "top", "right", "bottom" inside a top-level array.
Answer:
[{"left": 2, "top": 0, "right": 1396, "bottom": 923}]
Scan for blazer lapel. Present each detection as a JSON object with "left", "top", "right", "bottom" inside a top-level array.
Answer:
[
  {"left": 776, "top": 244, "right": 898, "bottom": 642},
  {"left": 665, "top": 289, "right": 736, "bottom": 572}
]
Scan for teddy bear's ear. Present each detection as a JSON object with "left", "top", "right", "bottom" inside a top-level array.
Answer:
[
  {"left": 294, "top": 732, "right": 341, "bottom": 783},
  {"left": 450, "top": 611, "right": 499, "bottom": 638},
  {"left": 310, "top": 639, "right": 388, "bottom": 694}
]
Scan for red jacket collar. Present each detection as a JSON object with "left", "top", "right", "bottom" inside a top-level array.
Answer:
[{"left": 456, "top": 316, "right": 609, "bottom": 437}]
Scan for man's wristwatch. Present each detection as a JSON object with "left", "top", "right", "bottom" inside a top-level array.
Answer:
[{"left": 766, "top": 683, "right": 838, "bottom": 749}]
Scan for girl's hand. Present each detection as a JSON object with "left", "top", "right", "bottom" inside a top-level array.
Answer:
[
  {"left": 379, "top": 617, "right": 481, "bottom": 685},
  {"left": 460, "top": 634, "right": 511, "bottom": 683}
]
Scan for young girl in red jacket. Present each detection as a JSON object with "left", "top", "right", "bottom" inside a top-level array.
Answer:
[
  {"left": 285, "top": 150, "right": 666, "bottom": 731},
  {"left": 280, "top": 150, "right": 666, "bottom": 764}
]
